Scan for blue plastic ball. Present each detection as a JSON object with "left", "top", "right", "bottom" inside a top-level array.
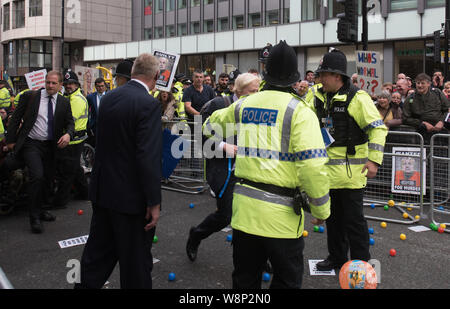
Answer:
[
  {"left": 370, "top": 204, "right": 375, "bottom": 209},
  {"left": 189, "top": 203, "right": 195, "bottom": 209},
  {"left": 168, "top": 272, "right": 176, "bottom": 281},
  {"left": 226, "top": 234, "right": 232, "bottom": 242},
  {"left": 368, "top": 228, "right": 374, "bottom": 234},
  {"left": 369, "top": 238, "right": 375, "bottom": 245},
  {"left": 318, "top": 226, "right": 325, "bottom": 233},
  {"left": 262, "top": 273, "right": 271, "bottom": 282}
]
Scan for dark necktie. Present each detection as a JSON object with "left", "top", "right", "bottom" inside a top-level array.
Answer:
[{"left": 47, "top": 96, "right": 54, "bottom": 140}]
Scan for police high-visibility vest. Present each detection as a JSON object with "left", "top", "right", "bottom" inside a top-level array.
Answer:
[
  {"left": 307, "top": 85, "right": 387, "bottom": 189},
  {"left": 0, "top": 87, "right": 11, "bottom": 109},
  {"left": 14, "top": 89, "right": 30, "bottom": 108},
  {"left": 66, "top": 88, "right": 89, "bottom": 145},
  {"left": 0, "top": 118, "right": 5, "bottom": 142},
  {"left": 173, "top": 82, "right": 187, "bottom": 120},
  {"left": 203, "top": 90, "right": 331, "bottom": 239}
]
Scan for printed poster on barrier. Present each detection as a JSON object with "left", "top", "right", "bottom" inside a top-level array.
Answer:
[
  {"left": 355, "top": 50, "right": 383, "bottom": 96},
  {"left": 25, "top": 69, "right": 47, "bottom": 90},
  {"left": 154, "top": 50, "right": 180, "bottom": 92},
  {"left": 391, "top": 147, "right": 426, "bottom": 195}
]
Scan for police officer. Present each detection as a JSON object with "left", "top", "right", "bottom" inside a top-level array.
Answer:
[
  {"left": 0, "top": 81, "right": 11, "bottom": 111},
  {"left": 203, "top": 41, "right": 330, "bottom": 289},
  {"left": 113, "top": 59, "right": 134, "bottom": 88},
  {"left": 52, "top": 70, "right": 89, "bottom": 207},
  {"left": 14, "top": 88, "right": 30, "bottom": 108},
  {"left": 172, "top": 74, "right": 187, "bottom": 119},
  {"left": 308, "top": 49, "right": 388, "bottom": 271},
  {"left": 258, "top": 44, "right": 272, "bottom": 91},
  {"left": 222, "top": 69, "right": 241, "bottom": 98}
]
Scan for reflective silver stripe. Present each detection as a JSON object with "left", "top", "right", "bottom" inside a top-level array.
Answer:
[
  {"left": 234, "top": 184, "right": 294, "bottom": 208},
  {"left": 307, "top": 193, "right": 329, "bottom": 207},
  {"left": 363, "top": 119, "right": 384, "bottom": 131},
  {"left": 281, "top": 98, "right": 300, "bottom": 154},
  {"left": 234, "top": 98, "right": 245, "bottom": 123},
  {"left": 326, "top": 158, "right": 368, "bottom": 165},
  {"left": 368, "top": 143, "right": 384, "bottom": 152},
  {"left": 72, "top": 134, "right": 88, "bottom": 142}
]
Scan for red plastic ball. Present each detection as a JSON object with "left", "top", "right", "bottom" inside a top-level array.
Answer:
[
  {"left": 77, "top": 210, "right": 84, "bottom": 216},
  {"left": 389, "top": 249, "right": 396, "bottom": 257},
  {"left": 437, "top": 227, "right": 445, "bottom": 234}
]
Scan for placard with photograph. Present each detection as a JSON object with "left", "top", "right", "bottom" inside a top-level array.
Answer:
[
  {"left": 153, "top": 50, "right": 180, "bottom": 92},
  {"left": 391, "top": 147, "right": 426, "bottom": 195}
]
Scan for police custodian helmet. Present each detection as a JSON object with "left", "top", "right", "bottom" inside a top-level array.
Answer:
[
  {"left": 258, "top": 43, "right": 273, "bottom": 63},
  {"left": 263, "top": 40, "right": 300, "bottom": 88},
  {"left": 63, "top": 69, "right": 80, "bottom": 85},
  {"left": 114, "top": 59, "right": 134, "bottom": 80},
  {"left": 315, "top": 49, "right": 349, "bottom": 78}
]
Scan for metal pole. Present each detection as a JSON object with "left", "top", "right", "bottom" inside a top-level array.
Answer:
[
  {"left": 61, "top": 0, "right": 65, "bottom": 72},
  {"left": 445, "top": 0, "right": 449, "bottom": 81},
  {"left": 362, "top": 0, "right": 368, "bottom": 51}
]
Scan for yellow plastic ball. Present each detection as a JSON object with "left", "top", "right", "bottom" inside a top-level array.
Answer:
[
  {"left": 403, "top": 213, "right": 409, "bottom": 219},
  {"left": 380, "top": 222, "right": 387, "bottom": 228},
  {"left": 400, "top": 233, "right": 406, "bottom": 240},
  {"left": 303, "top": 230, "right": 309, "bottom": 237},
  {"left": 415, "top": 215, "right": 420, "bottom": 220},
  {"left": 440, "top": 224, "right": 447, "bottom": 229},
  {"left": 388, "top": 200, "right": 395, "bottom": 207},
  {"left": 407, "top": 207, "right": 412, "bottom": 211}
]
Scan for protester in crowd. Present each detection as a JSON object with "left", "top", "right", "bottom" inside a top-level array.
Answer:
[
  {"left": 247, "top": 68, "right": 261, "bottom": 79},
  {"left": 351, "top": 73, "right": 359, "bottom": 87},
  {"left": 382, "top": 82, "right": 394, "bottom": 94},
  {"left": 223, "top": 69, "right": 241, "bottom": 98},
  {"left": 432, "top": 70, "right": 444, "bottom": 90},
  {"left": 294, "top": 80, "right": 309, "bottom": 99},
  {"left": 203, "top": 74, "right": 215, "bottom": 88},
  {"left": 156, "top": 90, "right": 178, "bottom": 130},
  {"left": 395, "top": 78, "right": 410, "bottom": 108},
  {"left": 305, "top": 70, "right": 315, "bottom": 87},
  {"left": 391, "top": 91, "right": 403, "bottom": 108},
  {"left": 215, "top": 73, "right": 229, "bottom": 97},
  {"left": 397, "top": 73, "right": 406, "bottom": 81},
  {"left": 4, "top": 71, "right": 74, "bottom": 233},
  {"left": 402, "top": 73, "right": 450, "bottom": 143},
  {"left": 376, "top": 90, "right": 402, "bottom": 128},
  {"left": 182, "top": 69, "right": 216, "bottom": 122},
  {"left": 75, "top": 53, "right": 162, "bottom": 289},
  {"left": 443, "top": 81, "right": 450, "bottom": 99}
]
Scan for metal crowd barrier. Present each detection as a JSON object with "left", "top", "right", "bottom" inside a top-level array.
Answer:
[
  {"left": 0, "top": 267, "right": 13, "bottom": 289},
  {"left": 161, "top": 118, "right": 209, "bottom": 195},
  {"left": 430, "top": 134, "right": 450, "bottom": 233},
  {"left": 364, "top": 130, "right": 426, "bottom": 224}
]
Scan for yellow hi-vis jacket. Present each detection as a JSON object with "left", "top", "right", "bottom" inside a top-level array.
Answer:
[
  {"left": 203, "top": 90, "right": 331, "bottom": 239},
  {"left": 14, "top": 89, "right": 30, "bottom": 108},
  {"left": 66, "top": 88, "right": 88, "bottom": 145},
  {"left": 173, "top": 81, "right": 187, "bottom": 119},
  {"left": 307, "top": 86, "right": 388, "bottom": 189},
  {"left": 0, "top": 87, "right": 11, "bottom": 109},
  {"left": 0, "top": 119, "right": 5, "bottom": 142}
]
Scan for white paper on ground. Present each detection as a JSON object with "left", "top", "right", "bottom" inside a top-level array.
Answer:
[
  {"left": 408, "top": 225, "right": 431, "bottom": 232},
  {"left": 309, "top": 260, "right": 336, "bottom": 276},
  {"left": 58, "top": 235, "right": 89, "bottom": 249}
]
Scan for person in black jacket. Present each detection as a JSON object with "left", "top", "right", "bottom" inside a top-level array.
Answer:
[
  {"left": 186, "top": 72, "right": 261, "bottom": 262},
  {"left": 75, "top": 53, "right": 162, "bottom": 289},
  {"left": 4, "top": 71, "right": 74, "bottom": 233}
]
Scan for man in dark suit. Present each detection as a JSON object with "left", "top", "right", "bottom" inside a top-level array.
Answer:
[
  {"left": 5, "top": 71, "right": 74, "bottom": 233},
  {"left": 75, "top": 53, "right": 162, "bottom": 289},
  {"left": 86, "top": 77, "right": 107, "bottom": 147}
]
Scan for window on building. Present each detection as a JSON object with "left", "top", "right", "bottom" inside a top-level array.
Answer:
[
  {"left": 154, "top": 26, "right": 164, "bottom": 38},
  {"left": 13, "top": 0, "right": 25, "bottom": 29},
  {"left": 265, "top": 9, "right": 279, "bottom": 26},
  {"left": 166, "top": 0, "right": 175, "bottom": 11},
  {"left": 427, "top": 0, "right": 444, "bottom": 7},
  {"left": 232, "top": 15, "right": 244, "bottom": 29},
  {"left": 154, "top": 0, "right": 163, "bottom": 13},
  {"left": 191, "top": 21, "right": 200, "bottom": 34},
  {"left": 204, "top": 0, "right": 214, "bottom": 4},
  {"left": 178, "top": 23, "right": 187, "bottom": 36},
  {"left": 218, "top": 0, "right": 227, "bottom": 2},
  {"left": 29, "top": 40, "right": 54, "bottom": 69},
  {"left": 204, "top": 19, "right": 214, "bottom": 33},
  {"left": 144, "top": 0, "right": 153, "bottom": 15},
  {"left": 3, "top": 3, "right": 10, "bottom": 31},
  {"left": 249, "top": 12, "right": 261, "bottom": 28},
  {"left": 218, "top": 17, "right": 228, "bottom": 31},
  {"left": 63, "top": 42, "right": 70, "bottom": 69},
  {"left": 283, "top": 7, "right": 289, "bottom": 24},
  {"left": 390, "top": 0, "right": 417, "bottom": 11},
  {"left": 191, "top": 0, "right": 200, "bottom": 7},
  {"left": 178, "top": 0, "right": 187, "bottom": 9},
  {"left": 328, "top": 0, "right": 345, "bottom": 18},
  {"left": 166, "top": 24, "right": 175, "bottom": 37},
  {"left": 302, "top": 0, "right": 320, "bottom": 21},
  {"left": 18, "top": 39, "right": 29, "bottom": 68},
  {"left": 144, "top": 28, "right": 153, "bottom": 39},
  {"left": 29, "top": 0, "right": 42, "bottom": 17}
]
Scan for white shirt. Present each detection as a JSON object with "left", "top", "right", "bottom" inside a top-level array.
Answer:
[
  {"left": 96, "top": 91, "right": 106, "bottom": 110},
  {"left": 131, "top": 78, "right": 150, "bottom": 93},
  {"left": 28, "top": 89, "right": 58, "bottom": 141}
]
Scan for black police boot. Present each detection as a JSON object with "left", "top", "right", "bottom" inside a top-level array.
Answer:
[
  {"left": 30, "top": 217, "right": 44, "bottom": 234},
  {"left": 316, "top": 259, "right": 346, "bottom": 271},
  {"left": 186, "top": 227, "right": 200, "bottom": 262},
  {"left": 39, "top": 211, "right": 56, "bottom": 222}
]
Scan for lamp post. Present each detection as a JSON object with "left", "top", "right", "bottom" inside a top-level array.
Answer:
[{"left": 61, "top": 0, "right": 65, "bottom": 72}]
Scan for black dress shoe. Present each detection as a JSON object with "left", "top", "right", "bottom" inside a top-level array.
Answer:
[
  {"left": 40, "top": 211, "right": 56, "bottom": 222},
  {"left": 186, "top": 227, "right": 200, "bottom": 262},
  {"left": 316, "top": 259, "right": 345, "bottom": 271},
  {"left": 30, "top": 218, "right": 44, "bottom": 234}
]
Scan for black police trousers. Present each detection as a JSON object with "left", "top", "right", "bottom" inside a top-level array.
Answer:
[
  {"left": 232, "top": 229, "right": 305, "bottom": 289},
  {"left": 325, "top": 188, "right": 370, "bottom": 263},
  {"left": 190, "top": 178, "right": 236, "bottom": 243}
]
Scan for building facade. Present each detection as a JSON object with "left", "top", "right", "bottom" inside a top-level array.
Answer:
[
  {"left": 84, "top": 0, "right": 445, "bottom": 87},
  {"left": 1, "top": 0, "right": 131, "bottom": 90}
]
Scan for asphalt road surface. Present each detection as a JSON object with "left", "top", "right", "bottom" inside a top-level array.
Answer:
[{"left": 0, "top": 188, "right": 449, "bottom": 290}]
